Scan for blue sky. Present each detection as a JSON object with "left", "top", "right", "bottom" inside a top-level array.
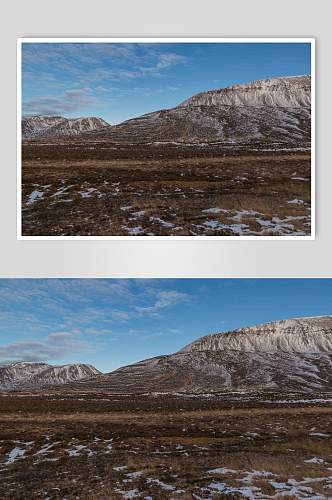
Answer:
[
  {"left": 21, "top": 41, "right": 311, "bottom": 125},
  {"left": 0, "top": 279, "right": 330, "bottom": 373}
]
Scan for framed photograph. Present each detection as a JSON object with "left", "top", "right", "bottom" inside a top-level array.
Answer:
[{"left": 18, "top": 38, "right": 314, "bottom": 239}]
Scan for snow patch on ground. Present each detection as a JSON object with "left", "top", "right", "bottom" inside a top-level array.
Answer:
[
  {"left": 6, "top": 447, "right": 26, "bottom": 464},
  {"left": 202, "top": 208, "right": 228, "bottom": 214},
  {"left": 67, "top": 445, "right": 86, "bottom": 456},
  {"left": 131, "top": 211, "right": 145, "bottom": 216},
  {"left": 26, "top": 190, "right": 44, "bottom": 205},
  {"left": 149, "top": 217, "right": 173, "bottom": 227},
  {"left": 287, "top": 199, "right": 304, "bottom": 204},
  {"left": 79, "top": 188, "right": 97, "bottom": 198},
  {"left": 146, "top": 478, "right": 175, "bottom": 490}
]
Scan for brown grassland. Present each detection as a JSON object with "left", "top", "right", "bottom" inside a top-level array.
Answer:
[
  {"left": 21, "top": 139, "right": 311, "bottom": 236},
  {"left": 1, "top": 389, "right": 331, "bottom": 499}
]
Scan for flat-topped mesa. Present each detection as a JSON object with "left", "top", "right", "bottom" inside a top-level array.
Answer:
[
  {"left": 177, "top": 75, "right": 311, "bottom": 108},
  {"left": 178, "top": 316, "right": 332, "bottom": 354}
]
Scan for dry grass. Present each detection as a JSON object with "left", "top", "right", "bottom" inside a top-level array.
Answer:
[
  {"left": 1, "top": 389, "right": 332, "bottom": 499},
  {"left": 21, "top": 139, "right": 311, "bottom": 236}
]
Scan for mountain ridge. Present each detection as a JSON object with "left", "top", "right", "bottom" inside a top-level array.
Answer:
[
  {"left": 21, "top": 75, "right": 311, "bottom": 142},
  {"left": 177, "top": 75, "right": 311, "bottom": 108},
  {"left": 3, "top": 315, "right": 329, "bottom": 393},
  {"left": 22, "top": 115, "right": 110, "bottom": 140},
  {"left": 94, "top": 316, "right": 332, "bottom": 393},
  {"left": 0, "top": 361, "right": 101, "bottom": 390},
  {"left": 102, "top": 75, "right": 311, "bottom": 142},
  {"left": 179, "top": 316, "right": 332, "bottom": 354}
]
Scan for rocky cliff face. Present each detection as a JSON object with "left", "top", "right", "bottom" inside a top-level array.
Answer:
[
  {"left": 97, "top": 316, "right": 332, "bottom": 393},
  {"left": 22, "top": 115, "right": 110, "bottom": 140},
  {"left": 0, "top": 361, "right": 101, "bottom": 389}
]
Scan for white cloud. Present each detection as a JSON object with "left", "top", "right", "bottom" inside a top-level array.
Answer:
[
  {"left": 22, "top": 43, "right": 190, "bottom": 93},
  {"left": 22, "top": 89, "right": 99, "bottom": 117},
  {"left": 136, "top": 290, "right": 191, "bottom": 316},
  {"left": 139, "top": 53, "right": 189, "bottom": 76},
  {"left": 95, "top": 85, "right": 120, "bottom": 92},
  {"left": 139, "top": 332, "right": 165, "bottom": 341},
  {"left": 0, "top": 332, "right": 93, "bottom": 364},
  {"left": 0, "top": 281, "right": 194, "bottom": 350}
]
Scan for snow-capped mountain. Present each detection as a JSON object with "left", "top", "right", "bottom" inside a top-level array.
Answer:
[
  {"left": 5, "top": 315, "right": 329, "bottom": 393},
  {"left": 98, "top": 316, "right": 332, "bottom": 392},
  {"left": 178, "top": 75, "right": 311, "bottom": 108},
  {"left": 0, "top": 361, "right": 101, "bottom": 390},
  {"left": 179, "top": 316, "right": 332, "bottom": 354},
  {"left": 101, "top": 75, "right": 311, "bottom": 142},
  {"left": 21, "top": 76, "right": 311, "bottom": 142},
  {"left": 22, "top": 115, "right": 110, "bottom": 140}
]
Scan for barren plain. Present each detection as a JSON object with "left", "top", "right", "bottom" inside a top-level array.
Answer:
[
  {"left": 1, "top": 388, "right": 332, "bottom": 499},
  {"left": 21, "top": 138, "right": 311, "bottom": 237}
]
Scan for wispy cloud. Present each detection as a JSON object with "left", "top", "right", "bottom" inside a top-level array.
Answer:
[
  {"left": 155, "top": 291, "right": 190, "bottom": 309},
  {"left": 142, "top": 86, "right": 179, "bottom": 96},
  {"left": 139, "top": 53, "right": 189, "bottom": 77},
  {"left": 0, "top": 279, "right": 133, "bottom": 309},
  {"left": 95, "top": 85, "right": 121, "bottom": 92},
  {"left": 135, "top": 290, "right": 191, "bottom": 316},
  {"left": 22, "top": 43, "right": 190, "bottom": 90},
  {"left": 22, "top": 89, "right": 99, "bottom": 116},
  {"left": 0, "top": 280, "right": 194, "bottom": 365},
  {"left": 0, "top": 332, "right": 93, "bottom": 364},
  {"left": 139, "top": 332, "right": 165, "bottom": 341}
]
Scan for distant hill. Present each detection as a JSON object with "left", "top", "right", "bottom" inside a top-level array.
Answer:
[
  {"left": 22, "top": 76, "right": 311, "bottom": 142},
  {"left": 22, "top": 115, "right": 110, "bottom": 140},
  {"left": 95, "top": 75, "right": 311, "bottom": 142},
  {"left": 94, "top": 316, "right": 332, "bottom": 393},
  {"left": 4, "top": 316, "right": 331, "bottom": 393},
  {"left": 0, "top": 361, "right": 101, "bottom": 389}
]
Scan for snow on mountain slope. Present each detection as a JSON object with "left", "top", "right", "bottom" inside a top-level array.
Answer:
[
  {"left": 0, "top": 362, "right": 51, "bottom": 388},
  {"left": 101, "top": 75, "right": 311, "bottom": 142},
  {"left": 22, "top": 115, "right": 110, "bottom": 140},
  {"left": 179, "top": 316, "right": 332, "bottom": 354},
  {"left": 24, "top": 363, "right": 101, "bottom": 388},
  {"left": 178, "top": 75, "right": 311, "bottom": 108},
  {"left": 21, "top": 76, "right": 311, "bottom": 143},
  {"left": 97, "top": 316, "right": 332, "bottom": 393},
  {"left": 0, "top": 362, "right": 101, "bottom": 390}
]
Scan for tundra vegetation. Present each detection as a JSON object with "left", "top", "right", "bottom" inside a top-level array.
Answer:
[
  {"left": 21, "top": 138, "right": 311, "bottom": 237},
  {"left": 1, "top": 387, "right": 331, "bottom": 499}
]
